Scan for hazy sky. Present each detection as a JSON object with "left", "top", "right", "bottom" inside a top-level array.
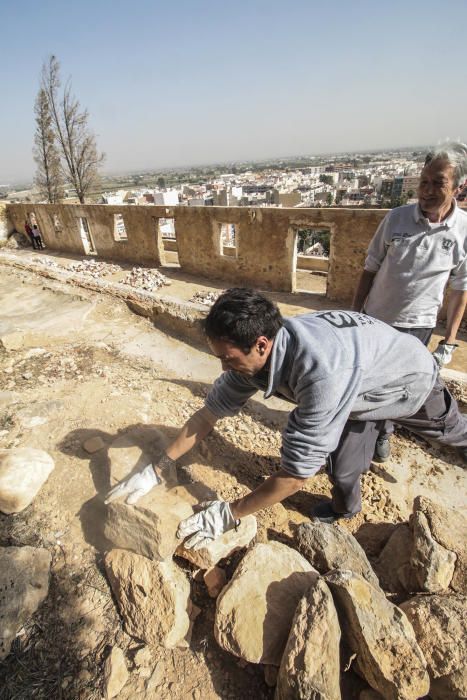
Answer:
[{"left": 1, "top": 0, "right": 466, "bottom": 184}]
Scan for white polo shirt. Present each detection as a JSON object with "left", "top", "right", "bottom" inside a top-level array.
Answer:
[{"left": 363, "top": 202, "right": 467, "bottom": 328}]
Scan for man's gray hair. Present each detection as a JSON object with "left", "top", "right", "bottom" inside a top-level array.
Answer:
[{"left": 424, "top": 141, "right": 467, "bottom": 188}]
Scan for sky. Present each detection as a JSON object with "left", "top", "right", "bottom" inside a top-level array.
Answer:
[{"left": 1, "top": 0, "right": 466, "bottom": 184}]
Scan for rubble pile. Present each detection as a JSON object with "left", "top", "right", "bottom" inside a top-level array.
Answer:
[
  {"left": 68, "top": 259, "right": 122, "bottom": 277},
  {"left": 35, "top": 257, "right": 60, "bottom": 269},
  {"left": 190, "top": 290, "right": 221, "bottom": 306},
  {"left": 121, "top": 266, "right": 170, "bottom": 291}
]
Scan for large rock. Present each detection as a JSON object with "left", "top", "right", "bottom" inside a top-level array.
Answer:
[
  {"left": 413, "top": 496, "right": 467, "bottom": 594},
  {"left": 410, "top": 510, "right": 456, "bottom": 592},
  {"left": 0, "top": 546, "right": 51, "bottom": 659},
  {"left": 375, "top": 524, "right": 418, "bottom": 594},
  {"left": 325, "top": 570, "right": 429, "bottom": 700},
  {"left": 275, "top": 577, "right": 341, "bottom": 700},
  {"left": 296, "top": 521, "right": 380, "bottom": 589},
  {"left": 104, "top": 548, "right": 192, "bottom": 648},
  {"left": 214, "top": 542, "right": 318, "bottom": 665},
  {"left": 400, "top": 593, "right": 467, "bottom": 700},
  {"left": 107, "top": 426, "right": 168, "bottom": 485},
  {"left": 0, "top": 448, "right": 54, "bottom": 514}
]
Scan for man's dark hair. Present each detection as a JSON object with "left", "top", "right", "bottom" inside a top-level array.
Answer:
[{"left": 204, "top": 288, "right": 283, "bottom": 351}]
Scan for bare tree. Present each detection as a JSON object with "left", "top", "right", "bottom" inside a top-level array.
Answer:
[
  {"left": 41, "top": 55, "right": 104, "bottom": 203},
  {"left": 33, "top": 87, "right": 63, "bottom": 203}
]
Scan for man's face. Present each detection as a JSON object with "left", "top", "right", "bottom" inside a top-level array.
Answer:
[
  {"left": 208, "top": 337, "right": 270, "bottom": 376},
  {"left": 418, "top": 159, "right": 459, "bottom": 219}
]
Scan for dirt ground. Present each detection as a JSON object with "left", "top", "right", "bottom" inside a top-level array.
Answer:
[{"left": 0, "top": 265, "right": 466, "bottom": 700}]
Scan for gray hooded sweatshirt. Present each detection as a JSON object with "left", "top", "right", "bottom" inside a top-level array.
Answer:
[{"left": 205, "top": 310, "right": 438, "bottom": 478}]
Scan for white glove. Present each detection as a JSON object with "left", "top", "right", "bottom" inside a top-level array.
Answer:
[
  {"left": 104, "top": 463, "right": 161, "bottom": 505},
  {"left": 432, "top": 342, "right": 458, "bottom": 367},
  {"left": 176, "top": 501, "right": 239, "bottom": 550}
]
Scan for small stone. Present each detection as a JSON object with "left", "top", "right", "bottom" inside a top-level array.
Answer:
[
  {"left": 203, "top": 566, "right": 227, "bottom": 598},
  {"left": 0, "top": 448, "right": 54, "bottom": 514},
  {"left": 146, "top": 661, "right": 165, "bottom": 691},
  {"left": 103, "top": 646, "right": 128, "bottom": 699},
  {"left": 133, "top": 646, "right": 152, "bottom": 668},
  {"left": 83, "top": 436, "right": 106, "bottom": 454}
]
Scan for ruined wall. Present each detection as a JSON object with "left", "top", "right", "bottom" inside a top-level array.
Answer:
[
  {"left": 0, "top": 202, "right": 12, "bottom": 241},
  {"left": 5, "top": 203, "right": 465, "bottom": 325},
  {"left": 6, "top": 203, "right": 165, "bottom": 266}
]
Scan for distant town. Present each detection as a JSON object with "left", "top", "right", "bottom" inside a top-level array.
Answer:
[{"left": 3, "top": 147, "right": 467, "bottom": 219}]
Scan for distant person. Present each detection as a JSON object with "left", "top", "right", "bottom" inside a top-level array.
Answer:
[
  {"left": 32, "top": 224, "right": 44, "bottom": 250},
  {"left": 24, "top": 220, "right": 36, "bottom": 248},
  {"left": 352, "top": 142, "right": 467, "bottom": 462}
]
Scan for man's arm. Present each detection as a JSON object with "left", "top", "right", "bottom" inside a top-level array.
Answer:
[
  {"left": 444, "top": 289, "right": 467, "bottom": 344},
  {"left": 230, "top": 469, "right": 306, "bottom": 519},
  {"left": 352, "top": 269, "right": 376, "bottom": 312},
  {"left": 164, "top": 406, "right": 218, "bottom": 462}
]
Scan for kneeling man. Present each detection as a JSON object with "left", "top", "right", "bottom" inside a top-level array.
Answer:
[{"left": 106, "top": 288, "right": 467, "bottom": 548}]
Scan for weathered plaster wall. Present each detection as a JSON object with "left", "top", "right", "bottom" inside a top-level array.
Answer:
[
  {"left": 5, "top": 203, "right": 465, "bottom": 325},
  {"left": 6, "top": 203, "right": 165, "bottom": 265},
  {"left": 297, "top": 255, "right": 329, "bottom": 272},
  {"left": 0, "top": 202, "right": 13, "bottom": 241}
]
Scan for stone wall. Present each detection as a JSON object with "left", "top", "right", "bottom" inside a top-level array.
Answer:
[
  {"left": 6, "top": 203, "right": 388, "bottom": 301},
  {"left": 0, "top": 202, "right": 13, "bottom": 241}
]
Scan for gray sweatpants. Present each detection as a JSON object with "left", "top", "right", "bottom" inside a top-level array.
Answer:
[{"left": 327, "top": 375, "right": 467, "bottom": 515}]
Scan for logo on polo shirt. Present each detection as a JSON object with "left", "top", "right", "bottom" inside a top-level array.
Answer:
[{"left": 441, "top": 237, "right": 454, "bottom": 253}]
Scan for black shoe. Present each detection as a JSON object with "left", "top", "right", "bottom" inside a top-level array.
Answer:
[
  {"left": 373, "top": 436, "right": 391, "bottom": 463},
  {"left": 311, "top": 501, "right": 358, "bottom": 524}
]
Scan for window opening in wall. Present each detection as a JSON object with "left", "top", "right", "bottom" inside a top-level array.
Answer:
[
  {"left": 113, "top": 213, "right": 128, "bottom": 241},
  {"left": 156, "top": 217, "right": 179, "bottom": 267},
  {"left": 158, "top": 217, "right": 176, "bottom": 239},
  {"left": 293, "top": 227, "right": 330, "bottom": 295},
  {"left": 219, "top": 223, "right": 237, "bottom": 257},
  {"left": 52, "top": 214, "right": 62, "bottom": 233},
  {"left": 78, "top": 217, "right": 96, "bottom": 255}
]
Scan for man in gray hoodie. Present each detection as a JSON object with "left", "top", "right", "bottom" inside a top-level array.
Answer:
[{"left": 106, "top": 288, "right": 467, "bottom": 544}]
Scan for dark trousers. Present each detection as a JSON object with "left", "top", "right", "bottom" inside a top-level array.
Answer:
[
  {"left": 327, "top": 376, "right": 467, "bottom": 514},
  {"left": 379, "top": 326, "right": 434, "bottom": 440},
  {"left": 33, "top": 235, "right": 44, "bottom": 249}
]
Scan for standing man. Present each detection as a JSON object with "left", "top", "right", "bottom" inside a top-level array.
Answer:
[
  {"left": 106, "top": 289, "right": 467, "bottom": 539},
  {"left": 352, "top": 142, "right": 467, "bottom": 461}
]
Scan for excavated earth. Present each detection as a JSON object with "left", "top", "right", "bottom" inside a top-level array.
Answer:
[{"left": 0, "top": 263, "right": 466, "bottom": 700}]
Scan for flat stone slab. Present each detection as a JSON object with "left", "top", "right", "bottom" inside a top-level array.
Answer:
[
  {"left": 0, "top": 546, "right": 51, "bottom": 659},
  {"left": 0, "top": 448, "right": 54, "bottom": 514},
  {"left": 215, "top": 542, "right": 318, "bottom": 665}
]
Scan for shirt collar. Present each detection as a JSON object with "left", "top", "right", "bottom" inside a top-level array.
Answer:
[{"left": 414, "top": 200, "right": 458, "bottom": 228}]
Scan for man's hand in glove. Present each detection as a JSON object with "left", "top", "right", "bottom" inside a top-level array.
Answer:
[
  {"left": 432, "top": 342, "right": 458, "bottom": 368},
  {"left": 177, "top": 501, "right": 239, "bottom": 550},
  {"left": 104, "top": 453, "right": 176, "bottom": 505}
]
